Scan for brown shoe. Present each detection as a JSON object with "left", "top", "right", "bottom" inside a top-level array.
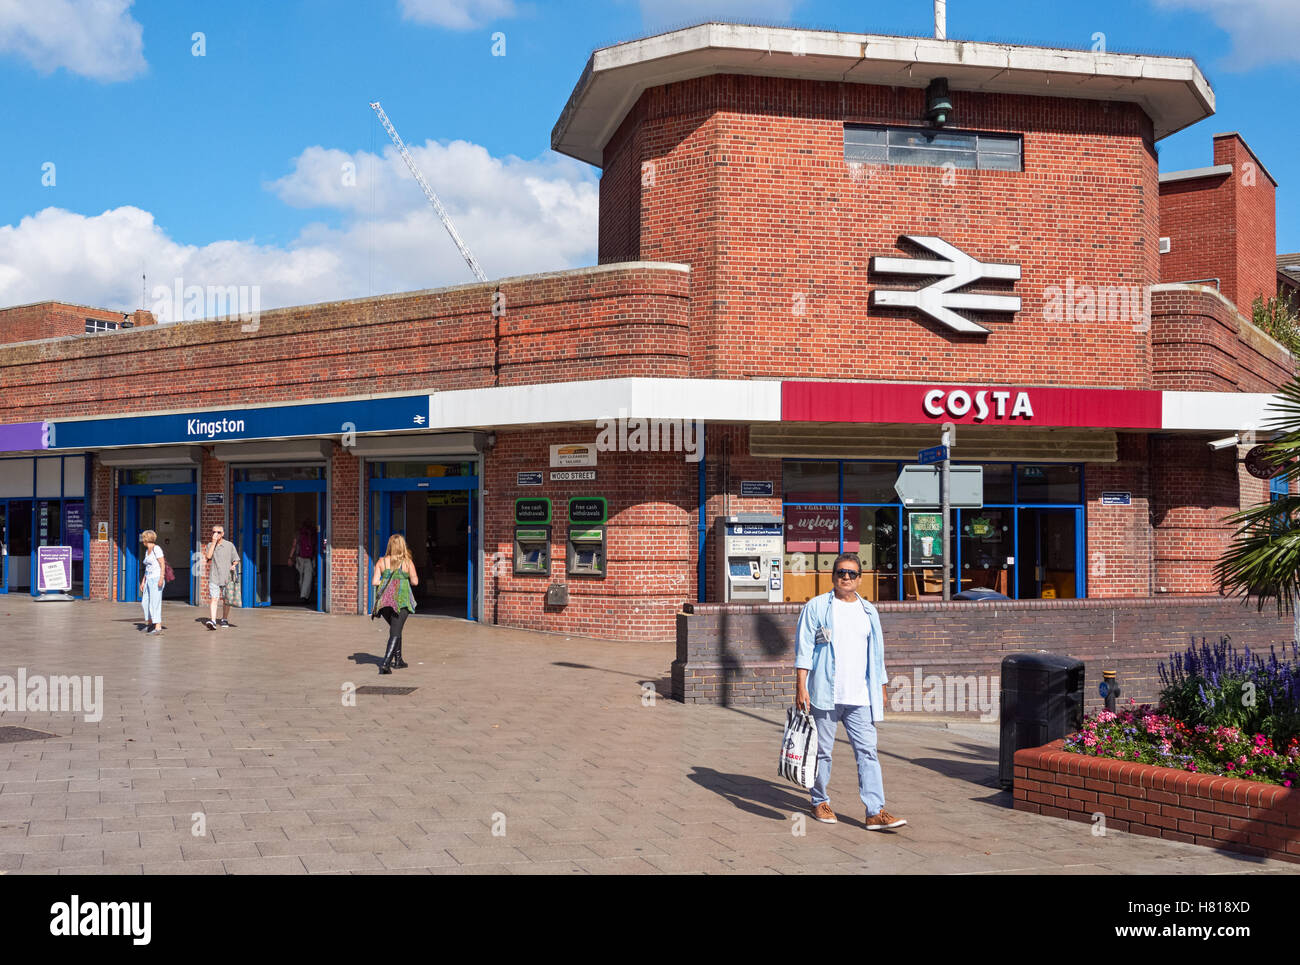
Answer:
[
  {"left": 811, "top": 802, "right": 837, "bottom": 824},
  {"left": 865, "top": 809, "right": 907, "bottom": 831}
]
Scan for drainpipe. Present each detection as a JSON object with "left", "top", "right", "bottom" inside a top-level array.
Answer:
[{"left": 697, "top": 424, "right": 706, "bottom": 602}]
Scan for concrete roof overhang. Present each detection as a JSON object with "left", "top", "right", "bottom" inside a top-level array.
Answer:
[{"left": 552, "top": 22, "right": 1215, "bottom": 166}]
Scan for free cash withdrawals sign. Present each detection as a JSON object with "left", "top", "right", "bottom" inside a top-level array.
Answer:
[{"left": 49, "top": 395, "right": 432, "bottom": 449}]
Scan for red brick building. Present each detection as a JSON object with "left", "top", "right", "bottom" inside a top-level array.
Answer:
[{"left": 0, "top": 24, "right": 1292, "bottom": 653}]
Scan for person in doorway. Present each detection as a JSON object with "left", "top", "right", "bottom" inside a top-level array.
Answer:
[
  {"left": 202, "top": 524, "right": 240, "bottom": 630},
  {"left": 794, "top": 552, "right": 907, "bottom": 831},
  {"left": 139, "top": 529, "right": 165, "bottom": 635},
  {"left": 289, "top": 520, "right": 316, "bottom": 604},
  {"left": 371, "top": 534, "right": 418, "bottom": 674}
]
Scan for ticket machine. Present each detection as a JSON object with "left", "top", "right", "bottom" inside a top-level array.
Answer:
[{"left": 715, "top": 514, "right": 783, "bottom": 603}]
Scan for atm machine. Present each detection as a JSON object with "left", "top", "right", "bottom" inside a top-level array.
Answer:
[{"left": 715, "top": 514, "right": 783, "bottom": 603}]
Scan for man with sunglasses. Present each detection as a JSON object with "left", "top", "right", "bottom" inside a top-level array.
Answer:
[
  {"left": 201, "top": 525, "right": 240, "bottom": 630},
  {"left": 794, "top": 552, "right": 906, "bottom": 831}
]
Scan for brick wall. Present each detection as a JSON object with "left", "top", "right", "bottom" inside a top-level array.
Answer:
[
  {"left": 484, "top": 426, "right": 699, "bottom": 640},
  {"left": 672, "top": 597, "right": 1294, "bottom": 706},
  {"left": 330, "top": 445, "right": 360, "bottom": 613},
  {"left": 1151, "top": 285, "right": 1293, "bottom": 392},
  {"left": 0, "top": 265, "right": 690, "bottom": 423},
  {"left": 605, "top": 75, "right": 1159, "bottom": 385},
  {"left": 1214, "top": 134, "right": 1278, "bottom": 315},
  {"left": 0, "top": 303, "right": 128, "bottom": 346},
  {"left": 1150, "top": 438, "right": 1240, "bottom": 593},
  {"left": 88, "top": 458, "right": 114, "bottom": 600},
  {"left": 1158, "top": 134, "right": 1279, "bottom": 318},
  {"left": 1085, "top": 433, "right": 1153, "bottom": 597},
  {"left": 1015, "top": 740, "right": 1300, "bottom": 862}
]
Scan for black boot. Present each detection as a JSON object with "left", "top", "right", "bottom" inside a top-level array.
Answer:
[
  {"left": 392, "top": 638, "right": 408, "bottom": 669},
  {"left": 378, "top": 636, "right": 399, "bottom": 674}
]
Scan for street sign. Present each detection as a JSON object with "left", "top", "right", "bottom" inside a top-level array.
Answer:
[
  {"left": 918, "top": 444, "right": 949, "bottom": 465},
  {"left": 894, "top": 465, "right": 984, "bottom": 508},
  {"left": 1100, "top": 492, "right": 1132, "bottom": 506}
]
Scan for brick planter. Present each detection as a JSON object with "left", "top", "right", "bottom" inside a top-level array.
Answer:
[{"left": 1014, "top": 740, "right": 1300, "bottom": 863}]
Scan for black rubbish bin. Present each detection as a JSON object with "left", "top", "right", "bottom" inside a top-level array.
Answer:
[{"left": 997, "top": 652, "right": 1085, "bottom": 788}]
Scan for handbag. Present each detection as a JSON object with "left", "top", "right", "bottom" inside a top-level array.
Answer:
[
  {"left": 778, "top": 705, "right": 819, "bottom": 789},
  {"left": 222, "top": 563, "right": 241, "bottom": 606},
  {"left": 370, "top": 572, "right": 395, "bottom": 619}
]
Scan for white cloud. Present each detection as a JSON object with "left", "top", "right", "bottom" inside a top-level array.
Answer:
[
  {"left": 397, "top": 0, "right": 517, "bottom": 30},
  {"left": 0, "top": 140, "right": 598, "bottom": 318},
  {"left": 1153, "top": 0, "right": 1300, "bottom": 69},
  {"left": 0, "top": 0, "right": 145, "bottom": 82},
  {"left": 638, "top": 0, "right": 800, "bottom": 32}
]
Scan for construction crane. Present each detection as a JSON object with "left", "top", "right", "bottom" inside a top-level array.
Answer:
[{"left": 369, "top": 101, "right": 487, "bottom": 283}]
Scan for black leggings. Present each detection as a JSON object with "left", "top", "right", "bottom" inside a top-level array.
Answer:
[{"left": 381, "top": 607, "right": 410, "bottom": 643}]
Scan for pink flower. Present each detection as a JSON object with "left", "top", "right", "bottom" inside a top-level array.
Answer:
[
  {"left": 1238, "top": 755, "right": 1248, "bottom": 765},
  {"left": 1226, "top": 763, "right": 1235, "bottom": 771}
]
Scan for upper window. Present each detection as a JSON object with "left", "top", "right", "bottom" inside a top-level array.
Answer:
[
  {"left": 85, "top": 318, "right": 120, "bottom": 334},
  {"left": 845, "top": 125, "right": 1022, "bottom": 172}
]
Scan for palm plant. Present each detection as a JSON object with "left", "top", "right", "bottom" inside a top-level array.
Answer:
[{"left": 1215, "top": 377, "right": 1300, "bottom": 617}]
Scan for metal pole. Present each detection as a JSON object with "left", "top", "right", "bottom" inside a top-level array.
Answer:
[
  {"left": 941, "top": 421, "right": 953, "bottom": 601},
  {"left": 935, "top": 0, "right": 946, "bottom": 40}
]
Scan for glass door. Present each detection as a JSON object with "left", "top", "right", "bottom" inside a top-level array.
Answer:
[
  {"left": 0, "top": 502, "right": 7, "bottom": 592},
  {"left": 3, "top": 500, "right": 33, "bottom": 592},
  {"left": 1017, "top": 508, "right": 1081, "bottom": 599},
  {"left": 254, "top": 493, "right": 273, "bottom": 607}
]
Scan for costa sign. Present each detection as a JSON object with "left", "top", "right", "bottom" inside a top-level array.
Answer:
[
  {"left": 923, "top": 388, "right": 1034, "bottom": 421},
  {"left": 782, "top": 381, "right": 1163, "bottom": 429}
]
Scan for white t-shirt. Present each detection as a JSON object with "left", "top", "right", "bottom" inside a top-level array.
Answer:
[
  {"left": 831, "top": 595, "right": 871, "bottom": 707},
  {"left": 143, "top": 544, "right": 164, "bottom": 581}
]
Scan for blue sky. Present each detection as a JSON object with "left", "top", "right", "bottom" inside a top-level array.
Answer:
[{"left": 0, "top": 0, "right": 1295, "bottom": 314}]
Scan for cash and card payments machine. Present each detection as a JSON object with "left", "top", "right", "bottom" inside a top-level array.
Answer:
[
  {"left": 715, "top": 514, "right": 783, "bottom": 603},
  {"left": 513, "top": 498, "right": 552, "bottom": 576},
  {"left": 566, "top": 496, "right": 607, "bottom": 578}
]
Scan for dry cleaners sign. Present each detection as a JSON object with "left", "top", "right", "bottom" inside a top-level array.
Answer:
[{"left": 869, "top": 236, "right": 1020, "bottom": 334}]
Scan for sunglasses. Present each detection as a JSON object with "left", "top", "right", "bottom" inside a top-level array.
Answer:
[{"left": 833, "top": 569, "right": 861, "bottom": 579}]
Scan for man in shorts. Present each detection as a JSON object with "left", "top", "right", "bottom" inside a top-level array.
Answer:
[{"left": 202, "top": 524, "right": 240, "bottom": 629}]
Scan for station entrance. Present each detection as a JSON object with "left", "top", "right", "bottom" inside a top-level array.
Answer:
[{"left": 233, "top": 467, "right": 326, "bottom": 610}]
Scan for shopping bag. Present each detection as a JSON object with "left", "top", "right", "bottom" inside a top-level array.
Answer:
[{"left": 778, "top": 705, "right": 819, "bottom": 789}]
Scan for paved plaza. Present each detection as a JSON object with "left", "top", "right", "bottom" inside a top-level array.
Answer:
[{"left": 0, "top": 597, "right": 1294, "bottom": 875}]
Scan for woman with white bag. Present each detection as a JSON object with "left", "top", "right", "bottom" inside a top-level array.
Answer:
[{"left": 792, "top": 552, "right": 906, "bottom": 831}]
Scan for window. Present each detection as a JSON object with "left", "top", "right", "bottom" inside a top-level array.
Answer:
[
  {"left": 781, "top": 460, "right": 1084, "bottom": 602},
  {"left": 845, "top": 125, "right": 1022, "bottom": 172},
  {"left": 85, "top": 318, "right": 120, "bottom": 334}
]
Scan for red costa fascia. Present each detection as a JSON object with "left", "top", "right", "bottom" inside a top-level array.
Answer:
[{"left": 781, "top": 381, "right": 1163, "bottom": 429}]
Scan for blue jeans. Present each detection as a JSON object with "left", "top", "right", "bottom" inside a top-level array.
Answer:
[
  {"left": 141, "top": 581, "right": 162, "bottom": 626},
  {"left": 810, "top": 704, "right": 885, "bottom": 815}
]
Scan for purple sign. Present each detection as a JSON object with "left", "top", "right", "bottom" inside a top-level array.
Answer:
[
  {"left": 36, "top": 545, "right": 72, "bottom": 593},
  {"left": 0, "top": 421, "right": 47, "bottom": 452},
  {"left": 65, "top": 503, "right": 85, "bottom": 562}
]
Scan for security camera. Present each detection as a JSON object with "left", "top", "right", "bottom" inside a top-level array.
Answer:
[{"left": 1208, "top": 435, "right": 1240, "bottom": 451}]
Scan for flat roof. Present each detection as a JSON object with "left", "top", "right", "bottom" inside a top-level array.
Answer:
[{"left": 553, "top": 22, "right": 1216, "bottom": 165}]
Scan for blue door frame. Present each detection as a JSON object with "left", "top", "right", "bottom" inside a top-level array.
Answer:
[
  {"left": 368, "top": 475, "right": 479, "bottom": 620},
  {"left": 118, "top": 483, "right": 197, "bottom": 605},
  {"left": 233, "top": 479, "right": 326, "bottom": 610}
]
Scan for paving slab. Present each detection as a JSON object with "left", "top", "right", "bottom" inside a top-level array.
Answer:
[{"left": 0, "top": 597, "right": 1296, "bottom": 875}]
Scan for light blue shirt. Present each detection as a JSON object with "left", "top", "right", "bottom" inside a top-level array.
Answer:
[{"left": 795, "top": 591, "right": 887, "bottom": 721}]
